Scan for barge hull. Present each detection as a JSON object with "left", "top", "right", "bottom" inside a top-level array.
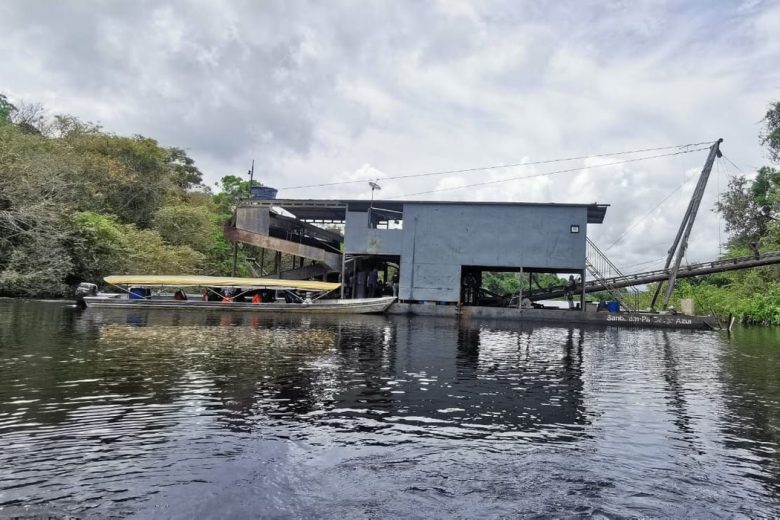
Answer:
[{"left": 387, "top": 303, "right": 718, "bottom": 330}]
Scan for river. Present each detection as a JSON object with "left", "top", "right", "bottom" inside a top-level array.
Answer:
[{"left": 0, "top": 300, "right": 779, "bottom": 518}]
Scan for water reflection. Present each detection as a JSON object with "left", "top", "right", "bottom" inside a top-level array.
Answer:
[
  {"left": 70, "top": 310, "right": 593, "bottom": 443},
  {"left": 1, "top": 301, "right": 780, "bottom": 517}
]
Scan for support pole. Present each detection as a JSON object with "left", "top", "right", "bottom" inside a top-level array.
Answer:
[
  {"left": 581, "top": 269, "right": 586, "bottom": 311},
  {"left": 340, "top": 252, "right": 347, "bottom": 299},
  {"left": 231, "top": 242, "right": 238, "bottom": 277},
  {"left": 518, "top": 266, "right": 523, "bottom": 309},
  {"left": 660, "top": 139, "right": 723, "bottom": 310},
  {"left": 352, "top": 257, "right": 358, "bottom": 298}
]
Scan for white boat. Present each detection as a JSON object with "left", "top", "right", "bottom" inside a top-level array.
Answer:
[{"left": 80, "top": 275, "right": 396, "bottom": 315}]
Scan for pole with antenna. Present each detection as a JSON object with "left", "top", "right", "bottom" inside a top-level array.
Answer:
[
  {"left": 248, "top": 159, "right": 255, "bottom": 195},
  {"left": 368, "top": 181, "right": 381, "bottom": 229},
  {"left": 369, "top": 181, "right": 381, "bottom": 208}
]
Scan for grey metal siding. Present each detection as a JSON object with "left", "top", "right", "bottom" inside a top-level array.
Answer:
[
  {"left": 399, "top": 204, "right": 588, "bottom": 302},
  {"left": 344, "top": 210, "right": 404, "bottom": 254}
]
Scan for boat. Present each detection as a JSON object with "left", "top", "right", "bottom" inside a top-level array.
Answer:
[{"left": 79, "top": 275, "right": 396, "bottom": 315}]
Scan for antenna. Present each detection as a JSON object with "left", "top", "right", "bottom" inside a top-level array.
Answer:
[
  {"left": 369, "top": 181, "right": 381, "bottom": 208},
  {"left": 247, "top": 159, "right": 255, "bottom": 195}
]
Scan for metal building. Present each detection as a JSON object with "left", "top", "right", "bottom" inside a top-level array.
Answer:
[{"left": 227, "top": 198, "right": 608, "bottom": 307}]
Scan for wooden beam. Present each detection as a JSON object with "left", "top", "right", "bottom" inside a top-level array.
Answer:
[{"left": 224, "top": 226, "right": 342, "bottom": 271}]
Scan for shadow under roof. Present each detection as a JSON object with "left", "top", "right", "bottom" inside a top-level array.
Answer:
[{"left": 240, "top": 198, "right": 609, "bottom": 224}]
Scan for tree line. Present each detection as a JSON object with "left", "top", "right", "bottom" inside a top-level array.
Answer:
[{"left": 0, "top": 95, "right": 254, "bottom": 297}]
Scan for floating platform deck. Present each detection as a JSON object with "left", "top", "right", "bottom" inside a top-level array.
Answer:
[{"left": 387, "top": 303, "right": 718, "bottom": 330}]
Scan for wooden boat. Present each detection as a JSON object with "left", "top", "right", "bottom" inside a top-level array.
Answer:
[{"left": 81, "top": 275, "right": 396, "bottom": 315}]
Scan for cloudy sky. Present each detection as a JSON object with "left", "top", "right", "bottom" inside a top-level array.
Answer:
[{"left": 2, "top": 0, "right": 779, "bottom": 271}]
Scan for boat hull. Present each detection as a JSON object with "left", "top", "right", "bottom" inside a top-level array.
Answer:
[{"left": 83, "top": 296, "right": 397, "bottom": 315}]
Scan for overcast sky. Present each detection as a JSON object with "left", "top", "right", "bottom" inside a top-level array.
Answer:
[{"left": 2, "top": 0, "right": 779, "bottom": 271}]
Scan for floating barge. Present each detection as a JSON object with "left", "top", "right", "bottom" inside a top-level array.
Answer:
[
  {"left": 387, "top": 303, "right": 719, "bottom": 330},
  {"left": 221, "top": 197, "right": 727, "bottom": 331}
]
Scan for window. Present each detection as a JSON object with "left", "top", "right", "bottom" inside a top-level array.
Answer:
[
  {"left": 570, "top": 225, "right": 580, "bottom": 233},
  {"left": 369, "top": 207, "right": 404, "bottom": 230}
]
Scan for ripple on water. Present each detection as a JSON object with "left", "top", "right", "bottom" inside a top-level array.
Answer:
[{"left": 0, "top": 303, "right": 779, "bottom": 517}]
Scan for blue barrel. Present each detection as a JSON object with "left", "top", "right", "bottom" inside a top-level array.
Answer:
[
  {"left": 249, "top": 186, "right": 278, "bottom": 200},
  {"left": 129, "top": 288, "right": 147, "bottom": 300},
  {"left": 607, "top": 301, "right": 620, "bottom": 313}
]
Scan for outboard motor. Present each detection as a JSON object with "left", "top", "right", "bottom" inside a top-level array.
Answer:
[{"left": 75, "top": 282, "right": 98, "bottom": 309}]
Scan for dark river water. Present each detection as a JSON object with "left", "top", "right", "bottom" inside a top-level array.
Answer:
[{"left": 1, "top": 300, "right": 779, "bottom": 518}]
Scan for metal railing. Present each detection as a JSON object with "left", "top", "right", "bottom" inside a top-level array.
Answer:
[{"left": 586, "top": 238, "right": 640, "bottom": 312}]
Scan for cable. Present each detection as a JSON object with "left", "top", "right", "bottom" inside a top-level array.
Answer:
[
  {"left": 604, "top": 176, "right": 696, "bottom": 252},
  {"left": 720, "top": 154, "right": 744, "bottom": 174},
  {"left": 391, "top": 146, "right": 709, "bottom": 199},
  {"left": 622, "top": 256, "right": 667, "bottom": 272},
  {"left": 277, "top": 141, "right": 713, "bottom": 191}
]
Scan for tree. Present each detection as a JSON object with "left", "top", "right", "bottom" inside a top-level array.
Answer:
[
  {"left": 715, "top": 170, "right": 778, "bottom": 246},
  {"left": 482, "top": 272, "right": 563, "bottom": 296},
  {"left": 153, "top": 203, "right": 219, "bottom": 254},
  {"left": 0, "top": 94, "right": 15, "bottom": 126},
  {"left": 213, "top": 175, "right": 260, "bottom": 214},
  {"left": 69, "top": 212, "right": 130, "bottom": 283},
  {"left": 762, "top": 101, "right": 780, "bottom": 164},
  {"left": 0, "top": 125, "right": 79, "bottom": 296},
  {"left": 10, "top": 101, "right": 47, "bottom": 135},
  {"left": 123, "top": 228, "right": 205, "bottom": 275},
  {"left": 717, "top": 99, "right": 780, "bottom": 248},
  {"left": 0, "top": 238, "right": 74, "bottom": 296},
  {"left": 167, "top": 147, "right": 203, "bottom": 190},
  {"left": 68, "top": 133, "right": 181, "bottom": 227}
]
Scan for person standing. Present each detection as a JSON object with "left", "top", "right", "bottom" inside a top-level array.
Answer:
[
  {"left": 344, "top": 270, "right": 353, "bottom": 299},
  {"left": 367, "top": 267, "right": 378, "bottom": 298},
  {"left": 565, "top": 275, "right": 576, "bottom": 309}
]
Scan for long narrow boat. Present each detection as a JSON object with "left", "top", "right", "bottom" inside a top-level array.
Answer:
[{"left": 80, "top": 275, "right": 396, "bottom": 315}]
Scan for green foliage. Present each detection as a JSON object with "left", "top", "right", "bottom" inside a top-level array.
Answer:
[
  {"left": 167, "top": 147, "right": 203, "bottom": 190},
  {"left": 123, "top": 228, "right": 205, "bottom": 275},
  {"left": 69, "top": 212, "right": 129, "bottom": 282},
  {"left": 715, "top": 171, "right": 779, "bottom": 246},
  {"left": 482, "top": 272, "right": 562, "bottom": 296},
  {"left": 67, "top": 134, "right": 179, "bottom": 227},
  {"left": 0, "top": 104, "right": 227, "bottom": 298},
  {"left": 762, "top": 101, "right": 780, "bottom": 164},
  {"left": 213, "top": 175, "right": 260, "bottom": 213},
  {"left": 0, "top": 238, "right": 73, "bottom": 297},
  {"left": 153, "top": 203, "right": 219, "bottom": 254},
  {"left": 637, "top": 272, "right": 780, "bottom": 326},
  {"left": 734, "top": 284, "right": 780, "bottom": 325},
  {"left": 68, "top": 211, "right": 206, "bottom": 281},
  {"left": 0, "top": 94, "right": 15, "bottom": 126}
]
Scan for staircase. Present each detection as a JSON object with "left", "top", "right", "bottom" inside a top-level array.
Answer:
[{"left": 586, "top": 238, "right": 639, "bottom": 312}]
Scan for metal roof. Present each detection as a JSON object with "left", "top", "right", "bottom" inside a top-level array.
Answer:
[
  {"left": 240, "top": 198, "right": 609, "bottom": 224},
  {"left": 104, "top": 275, "right": 340, "bottom": 291}
]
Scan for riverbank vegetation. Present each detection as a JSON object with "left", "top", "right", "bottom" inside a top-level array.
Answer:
[{"left": 0, "top": 95, "right": 252, "bottom": 297}]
